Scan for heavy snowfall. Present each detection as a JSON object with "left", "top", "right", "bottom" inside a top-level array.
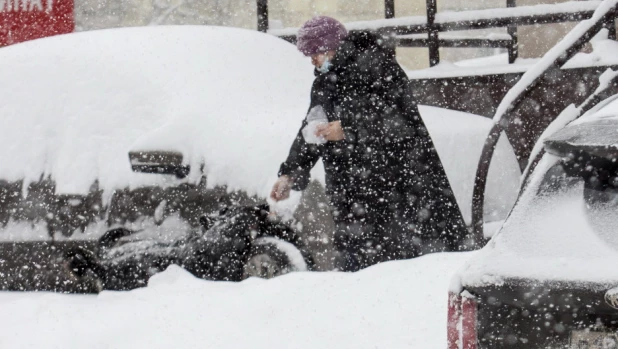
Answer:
[{"left": 1, "top": 0, "right": 618, "bottom": 348}]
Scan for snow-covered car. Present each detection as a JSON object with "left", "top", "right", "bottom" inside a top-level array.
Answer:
[
  {"left": 0, "top": 25, "right": 320, "bottom": 288},
  {"left": 448, "top": 94, "right": 618, "bottom": 348}
]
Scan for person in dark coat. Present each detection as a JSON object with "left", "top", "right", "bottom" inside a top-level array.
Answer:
[{"left": 271, "top": 16, "right": 467, "bottom": 271}]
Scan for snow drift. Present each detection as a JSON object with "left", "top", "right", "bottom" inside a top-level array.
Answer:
[{"left": 0, "top": 252, "right": 473, "bottom": 349}]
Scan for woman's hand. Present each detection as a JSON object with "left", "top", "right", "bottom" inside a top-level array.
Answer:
[
  {"left": 270, "top": 175, "right": 293, "bottom": 202},
  {"left": 315, "top": 121, "right": 345, "bottom": 141}
]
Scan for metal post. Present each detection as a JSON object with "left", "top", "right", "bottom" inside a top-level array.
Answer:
[
  {"left": 426, "top": 0, "right": 440, "bottom": 66},
  {"left": 507, "top": 0, "right": 519, "bottom": 64},
  {"left": 257, "top": 0, "right": 269, "bottom": 32},
  {"left": 383, "top": 0, "right": 397, "bottom": 58},
  {"left": 385, "top": 0, "right": 395, "bottom": 19},
  {"left": 605, "top": 17, "right": 617, "bottom": 40}
]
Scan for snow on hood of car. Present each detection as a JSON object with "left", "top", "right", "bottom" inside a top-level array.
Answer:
[
  {"left": 455, "top": 154, "right": 618, "bottom": 290},
  {"left": 0, "top": 25, "right": 315, "bottom": 199}
]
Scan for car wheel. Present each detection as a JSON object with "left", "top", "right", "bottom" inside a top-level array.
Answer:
[{"left": 242, "top": 237, "right": 307, "bottom": 279}]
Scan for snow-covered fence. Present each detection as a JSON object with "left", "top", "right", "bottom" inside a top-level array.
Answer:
[{"left": 261, "top": 0, "right": 616, "bottom": 66}]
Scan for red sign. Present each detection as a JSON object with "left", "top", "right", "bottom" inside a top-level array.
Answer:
[{"left": 0, "top": 0, "right": 74, "bottom": 46}]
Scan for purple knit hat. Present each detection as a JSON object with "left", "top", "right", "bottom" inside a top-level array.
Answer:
[{"left": 297, "top": 16, "right": 348, "bottom": 56}]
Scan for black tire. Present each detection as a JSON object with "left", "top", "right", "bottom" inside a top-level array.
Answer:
[
  {"left": 63, "top": 245, "right": 105, "bottom": 292},
  {"left": 242, "top": 238, "right": 306, "bottom": 279},
  {"left": 98, "top": 227, "right": 135, "bottom": 251}
]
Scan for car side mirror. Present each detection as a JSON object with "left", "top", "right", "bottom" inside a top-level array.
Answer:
[{"left": 128, "top": 150, "right": 190, "bottom": 179}]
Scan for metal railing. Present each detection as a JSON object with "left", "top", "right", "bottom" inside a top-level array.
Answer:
[{"left": 257, "top": 0, "right": 616, "bottom": 66}]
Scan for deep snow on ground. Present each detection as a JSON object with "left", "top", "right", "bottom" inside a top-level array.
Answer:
[{"left": 0, "top": 252, "right": 472, "bottom": 349}]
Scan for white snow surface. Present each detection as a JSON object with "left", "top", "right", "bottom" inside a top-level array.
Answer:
[
  {"left": 564, "top": 30, "right": 618, "bottom": 69},
  {"left": 399, "top": 32, "right": 512, "bottom": 41},
  {"left": 0, "top": 26, "right": 315, "bottom": 198},
  {"left": 0, "top": 252, "right": 472, "bottom": 349},
  {"left": 407, "top": 58, "right": 535, "bottom": 80}
]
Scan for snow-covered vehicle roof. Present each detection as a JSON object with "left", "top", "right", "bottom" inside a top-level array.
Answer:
[
  {"left": 456, "top": 96, "right": 618, "bottom": 289},
  {"left": 0, "top": 25, "right": 315, "bottom": 198}
]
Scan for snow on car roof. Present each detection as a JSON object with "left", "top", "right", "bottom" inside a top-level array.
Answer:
[{"left": 0, "top": 26, "right": 314, "bottom": 199}]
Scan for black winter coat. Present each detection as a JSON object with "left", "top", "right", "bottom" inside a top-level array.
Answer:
[{"left": 279, "top": 32, "right": 466, "bottom": 258}]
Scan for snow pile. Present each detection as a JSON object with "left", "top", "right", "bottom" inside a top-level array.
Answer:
[
  {"left": 0, "top": 26, "right": 314, "bottom": 198},
  {"left": 0, "top": 252, "right": 472, "bottom": 349}
]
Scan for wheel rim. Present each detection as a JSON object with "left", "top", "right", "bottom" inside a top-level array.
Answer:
[{"left": 243, "top": 254, "right": 283, "bottom": 279}]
